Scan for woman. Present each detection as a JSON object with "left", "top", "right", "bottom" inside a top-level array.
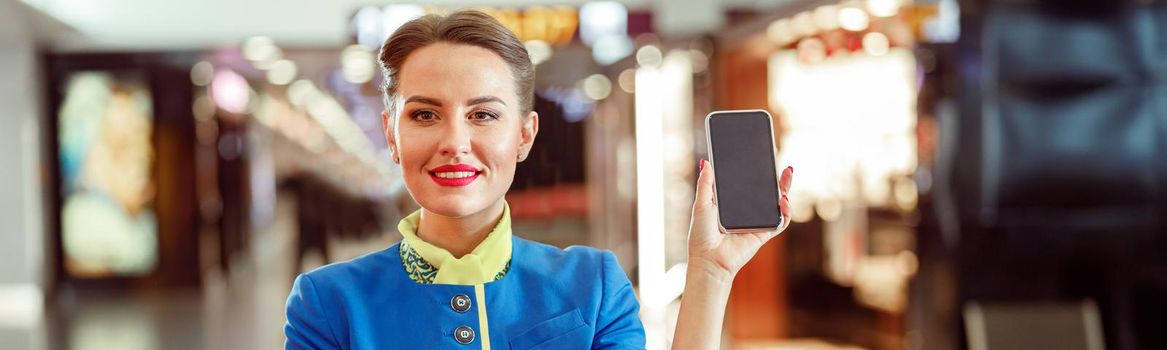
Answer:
[{"left": 284, "top": 10, "right": 793, "bottom": 350}]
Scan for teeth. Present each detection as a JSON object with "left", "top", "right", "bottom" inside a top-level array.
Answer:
[{"left": 434, "top": 171, "right": 476, "bottom": 179}]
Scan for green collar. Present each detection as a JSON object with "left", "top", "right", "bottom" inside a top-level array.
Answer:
[{"left": 397, "top": 202, "right": 512, "bottom": 285}]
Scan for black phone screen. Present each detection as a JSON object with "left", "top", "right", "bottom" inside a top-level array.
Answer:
[{"left": 707, "top": 111, "right": 783, "bottom": 231}]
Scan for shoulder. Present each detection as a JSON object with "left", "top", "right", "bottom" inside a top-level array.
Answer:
[
  {"left": 297, "top": 244, "right": 401, "bottom": 294},
  {"left": 514, "top": 236, "right": 620, "bottom": 269},
  {"left": 511, "top": 237, "right": 630, "bottom": 287},
  {"left": 287, "top": 245, "right": 403, "bottom": 348}
]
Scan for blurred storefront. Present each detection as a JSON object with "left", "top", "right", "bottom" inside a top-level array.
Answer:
[
  {"left": 702, "top": 1, "right": 940, "bottom": 348},
  {"left": 32, "top": 1, "right": 941, "bottom": 349},
  {"left": 8, "top": 0, "right": 1166, "bottom": 349}
]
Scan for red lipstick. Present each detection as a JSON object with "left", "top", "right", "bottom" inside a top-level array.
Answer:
[{"left": 428, "top": 164, "right": 481, "bottom": 187}]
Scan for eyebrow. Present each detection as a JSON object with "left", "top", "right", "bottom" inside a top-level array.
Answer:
[
  {"left": 403, "top": 95, "right": 507, "bottom": 107},
  {"left": 404, "top": 96, "right": 443, "bottom": 107},
  {"left": 466, "top": 96, "right": 506, "bottom": 106}
]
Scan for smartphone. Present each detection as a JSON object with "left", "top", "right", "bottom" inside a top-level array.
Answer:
[{"left": 705, "top": 110, "right": 784, "bottom": 233}]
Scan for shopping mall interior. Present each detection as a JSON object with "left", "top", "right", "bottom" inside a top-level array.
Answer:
[{"left": 0, "top": 0, "right": 1164, "bottom": 349}]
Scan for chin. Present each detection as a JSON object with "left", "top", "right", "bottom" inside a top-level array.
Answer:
[
  {"left": 403, "top": 173, "right": 512, "bottom": 219},
  {"left": 417, "top": 194, "right": 493, "bottom": 218}
]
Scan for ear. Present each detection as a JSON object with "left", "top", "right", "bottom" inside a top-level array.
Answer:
[
  {"left": 517, "top": 111, "right": 539, "bottom": 162},
  {"left": 381, "top": 110, "right": 399, "bottom": 164}
]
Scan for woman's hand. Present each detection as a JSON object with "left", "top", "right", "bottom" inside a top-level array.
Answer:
[
  {"left": 671, "top": 160, "right": 793, "bottom": 350},
  {"left": 686, "top": 160, "right": 793, "bottom": 282}
]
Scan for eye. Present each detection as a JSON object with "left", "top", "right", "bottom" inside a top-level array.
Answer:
[
  {"left": 411, "top": 110, "right": 438, "bottom": 122},
  {"left": 470, "top": 111, "right": 499, "bottom": 121}
]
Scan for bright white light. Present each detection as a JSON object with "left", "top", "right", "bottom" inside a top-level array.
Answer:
[
  {"left": 287, "top": 79, "right": 318, "bottom": 109},
  {"left": 382, "top": 4, "right": 425, "bottom": 39},
  {"left": 863, "top": 32, "right": 890, "bottom": 56},
  {"left": 769, "top": 49, "right": 918, "bottom": 211},
  {"left": 867, "top": 0, "right": 902, "bottom": 17},
  {"left": 581, "top": 74, "right": 612, "bottom": 101},
  {"left": 661, "top": 263, "right": 688, "bottom": 305},
  {"left": 579, "top": 1, "right": 627, "bottom": 46},
  {"left": 923, "top": 0, "right": 961, "bottom": 43},
  {"left": 0, "top": 284, "right": 42, "bottom": 329},
  {"left": 792, "top": 11, "right": 816, "bottom": 37},
  {"left": 353, "top": 6, "right": 385, "bottom": 49},
  {"left": 190, "top": 61, "right": 213, "bottom": 86},
  {"left": 242, "top": 36, "right": 275, "bottom": 61},
  {"left": 618, "top": 69, "right": 635, "bottom": 93},
  {"left": 592, "top": 35, "right": 634, "bottom": 66},
  {"left": 894, "top": 177, "right": 918, "bottom": 211},
  {"left": 341, "top": 45, "right": 376, "bottom": 84},
  {"left": 266, "top": 59, "right": 297, "bottom": 85},
  {"left": 816, "top": 198, "right": 843, "bottom": 221},
  {"left": 863, "top": 172, "right": 892, "bottom": 205},
  {"left": 791, "top": 198, "right": 815, "bottom": 223},
  {"left": 525, "top": 40, "right": 553, "bottom": 65},
  {"left": 813, "top": 5, "right": 840, "bottom": 31},
  {"left": 766, "top": 19, "right": 793, "bottom": 45},
  {"left": 636, "top": 50, "right": 694, "bottom": 350},
  {"left": 635, "top": 64, "right": 666, "bottom": 350},
  {"left": 210, "top": 69, "right": 250, "bottom": 114},
  {"left": 636, "top": 45, "right": 663, "bottom": 67},
  {"left": 242, "top": 36, "right": 282, "bottom": 69},
  {"left": 838, "top": 7, "right": 870, "bottom": 31}
]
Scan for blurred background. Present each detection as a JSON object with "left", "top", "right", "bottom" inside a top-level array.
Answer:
[{"left": 0, "top": 0, "right": 1164, "bottom": 349}]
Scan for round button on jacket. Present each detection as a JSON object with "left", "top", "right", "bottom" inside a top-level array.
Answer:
[
  {"left": 450, "top": 294, "right": 472, "bottom": 313},
  {"left": 454, "top": 325, "right": 475, "bottom": 344}
]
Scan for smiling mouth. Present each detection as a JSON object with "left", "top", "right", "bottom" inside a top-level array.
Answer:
[
  {"left": 430, "top": 171, "right": 480, "bottom": 179},
  {"left": 427, "top": 167, "right": 483, "bottom": 187}
]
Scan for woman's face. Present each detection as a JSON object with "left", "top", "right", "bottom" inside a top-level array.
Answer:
[{"left": 383, "top": 42, "right": 538, "bottom": 219}]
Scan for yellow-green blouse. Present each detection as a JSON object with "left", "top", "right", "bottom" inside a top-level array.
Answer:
[{"left": 397, "top": 203, "right": 513, "bottom": 285}]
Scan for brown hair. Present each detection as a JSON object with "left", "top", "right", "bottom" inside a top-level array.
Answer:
[{"left": 378, "top": 10, "right": 535, "bottom": 118}]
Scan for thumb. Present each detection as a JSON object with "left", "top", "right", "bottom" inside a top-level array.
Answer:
[{"left": 694, "top": 159, "right": 716, "bottom": 212}]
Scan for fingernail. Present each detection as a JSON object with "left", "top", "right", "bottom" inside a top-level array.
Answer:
[
  {"left": 699, "top": 159, "right": 706, "bottom": 172},
  {"left": 788, "top": 166, "right": 794, "bottom": 174}
]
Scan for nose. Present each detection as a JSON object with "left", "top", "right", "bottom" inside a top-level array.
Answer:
[{"left": 437, "top": 118, "right": 472, "bottom": 157}]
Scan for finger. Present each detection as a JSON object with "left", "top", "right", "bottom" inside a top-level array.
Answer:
[
  {"left": 780, "top": 194, "right": 790, "bottom": 221},
  {"left": 774, "top": 191, "right": 793, "bottom": 232},
  {"left": 779, "top": 166, "right": 793, "bottom": 194},
  {"left": 694, "top": 159, "right": 716, "bottom": 210}
]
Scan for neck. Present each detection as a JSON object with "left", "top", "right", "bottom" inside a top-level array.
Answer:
[{"left": 417, "top": 199, "right": 506, "bottom": 258}]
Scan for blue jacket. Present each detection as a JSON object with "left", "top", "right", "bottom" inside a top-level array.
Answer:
[{"left": 284, "top": 236, "right": 646, "bottom": 349}]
